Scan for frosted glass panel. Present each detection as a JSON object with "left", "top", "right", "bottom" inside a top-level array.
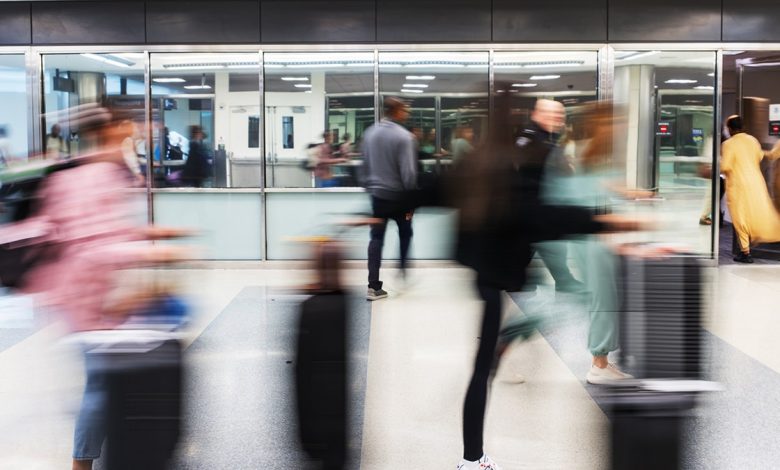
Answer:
[
  {"left": 153, "top": 192, "right": 263, "bottom": 260},
  {"left": 266, "top": 192, "right": 456, "bottom": 260}
]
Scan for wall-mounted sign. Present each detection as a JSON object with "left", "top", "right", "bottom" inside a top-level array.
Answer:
[
  {"left": 770, "top": 104, "right": 780, "bottom": 122},
  {"left": 657, "top": 122, "right": 672, "bottom": 136},
  {"left": 692, "top": 128, "right": 703, "bottom": 144},
  {"left": 770, "top": 121, "right": 780, "bottom": 136}
]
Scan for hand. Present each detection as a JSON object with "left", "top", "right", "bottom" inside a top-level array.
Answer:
[{"left": 144, "top": 226, "right": 197, "bottom": 240}]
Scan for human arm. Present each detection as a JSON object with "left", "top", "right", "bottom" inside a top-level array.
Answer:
[
  {"left": 764, "top": 140, "right": 780, "bottom": 161},
  {"left": 399, "top": 133, "right": 418, "bottom": 190}
]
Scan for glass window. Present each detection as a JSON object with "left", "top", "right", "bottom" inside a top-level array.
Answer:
[
  {"left": 613, "top": 51, "right": 716, "bottom": 255},
  {"left": 150, "top": 53, "right": 262, "bottom": 188},
  {"left": 264, "top": 52, "right": 375, "bottom": 188},
  {"left": 379, "top": 51, "right": 489, "bottom": 171},
  {"left": 42, "top": 53, "right": 146, "bottom": 165},
  {"left": 0, "top": 54, "right": 30, "bottom": 166}
]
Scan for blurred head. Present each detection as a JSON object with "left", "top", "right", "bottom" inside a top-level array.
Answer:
[
  {"left": 456, "top": 126, "right": 474, "bottom": 141},
  {"left": 189, "top": 125, "right": 204, "bottom": 141},
  {"left": 411, "top": 127, "right": 423, "bottom": 140},
  {"left": 726, "top": 115, "right": 743, "bottom": 135},
  {"left": 384, "top": 97, "right": 410, "bottom": 123},
  {"left": 580, "top": 101, "right": 620, "bottom": 170},
  {"left": 531, "top": 99, "right": 566, "bottom": 134},
  {"left": 342, "top": 133, "right": 351, "bottom": 142},
  {"left": 50, "top": 124, "right": 61, "bottom": 137}
]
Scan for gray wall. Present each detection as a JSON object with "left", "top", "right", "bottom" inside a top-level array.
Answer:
[{"left": 2, "top": 0, "right": 780, "bottom": 45}]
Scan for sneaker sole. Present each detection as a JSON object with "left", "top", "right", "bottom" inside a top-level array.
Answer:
[{"left": 366, "top": 295, "right": 388, "bottom": 301}]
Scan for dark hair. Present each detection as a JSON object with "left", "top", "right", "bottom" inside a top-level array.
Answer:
[
  {"left": 726, "top": 115, "right": 743, "bottom": 134},
  {"left": 383, "top": 96, "right": 407, "bottom": 117}
]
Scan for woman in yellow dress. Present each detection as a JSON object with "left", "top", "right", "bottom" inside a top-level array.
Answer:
[{"left": 721, "top": 115, "right": 780, "bottom": 263}]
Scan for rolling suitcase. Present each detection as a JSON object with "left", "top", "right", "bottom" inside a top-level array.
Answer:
[
  {"left": 618, "top": 253, "right": 703, "bottom": 380},
  {"left": 103, "top": 334, "right": 183, "bottom": 470}
]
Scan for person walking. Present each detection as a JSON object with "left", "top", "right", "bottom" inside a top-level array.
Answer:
[
  {"left": 361, "top": 97, "right": 417, "bottom": 300},
  {"left": 450, "top": 95, "right": 642, "bottom": 470}
]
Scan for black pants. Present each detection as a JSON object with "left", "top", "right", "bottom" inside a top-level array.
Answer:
[
  {"left": 367, "top": 196, "right": 413, "bottom": 290},
  {"left": 462, "top": 279, "right": 503, "bottom": 461}
]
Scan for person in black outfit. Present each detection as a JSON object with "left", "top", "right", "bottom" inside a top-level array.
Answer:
[
  {"left": 451, "top": 96, "right": 641, "bottom": 470},
  {"left": 181, "top": 125, "right": 211, "bottom": 187}
]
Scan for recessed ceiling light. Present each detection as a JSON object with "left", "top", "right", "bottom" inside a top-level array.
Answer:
[
  {"left": 529, "top": 75, "right": 560, "bottom": 80},
  {"left": 665, "top": 79, "right": 698, "bottom": 84},
  {"left": 165, "top": 64, "right": 225, "bottom": 70},
  {"left": 694, "top": 85, "right": 714, "bottom": 90},
  {"left": 153, "top": 77, "right": 186, "bottom": 83},
  {"left": 402, "top": 83, "right": 428, "bottom": 88},
  {"left": 183, "top": 85, "right": 212, "bottom": 90},
  {"left": 80, "top": 53, "right": 133, "bottom": 68},
  {"left": 281, "top": 77, "right": 309, "bottom": 81},
  {"left": 707, "top": 73, "right": 715, "bottom": 77},
  {"left": 401, "top": 88, "right": 424, "bottom": 93},
  {"left": 406, "top": 75, "right": 435, "bottom": 80},
  {"left": 294, "top": 84, "right": 313, "bottom": 88},
  {"left": 616, "top": 51, "right": 660, "bottom": 61},
  {"left": 512, "top": 83, "right": 538, "bottom": 88}
]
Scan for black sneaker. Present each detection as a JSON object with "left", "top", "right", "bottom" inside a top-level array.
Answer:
[
  {"left": 733, "top": 252, "right": 754, "bottom": 264},
  {"left": 366, "top": 288, "right": 388, "bottom": 300}
]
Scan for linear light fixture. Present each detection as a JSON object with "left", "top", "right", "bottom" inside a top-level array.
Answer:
[
  {"left": 406, "top": 75, "right": 435, "bottom": 80},
  {"left": 522, "top": 62, "right": 582, "bottom": 69},
  {"left": 294, "top": 84, "right": 313, "bottom": 88},
  {"left": 287, "top": 63, "right": 345, "bottom": 68},
  {"left": 405, "top": 63, "right": 465, "bottom": 68},
  {"left": 81, "top": 53, "right": 133, "bottom": 68},
  {"left": 184, "top": 73, "right": 211, "bottom": 90},
  {"left": 346, "top": 62, "right": 373, "bottom": 67},
  {"left": 153, "top": 77, "right": 186, "bottom": 83},
  {"left": 281, "top": 77, "right": 309, "bottom": 81},
  {"left": 226, "top": 64, "right": 260, "bottom": 69},
  {"left": 617, "top": 51, "right": 660, "bottom": 61},
  {"left": 264, "top": 64, "right": 284, "bottom": 68},
  {"left": 164, "top": 64, "right": 225, "bottom": 70},
  {"left": 665, "top": 79, "right": 698, "bottom": 84},
  {"left": 512, "top": 83, "right": 538, "bottom": 88},
  {"left": 402, "top": 83, "right": 428, "bottom": 88},
  {"left": 530, "top": 75, "right": 560, "bottom": 80},
  {"left": 379, "top": 64, "right": 403, "bottom": 68},
  {"left": 707, "top": 73, "right": 715, "bottom": 77},
  {"left": 693, "top": 85, "right": 714, "bottom": 90},
  {"left": 401, "top": 89, "right": 424, "bottom": 93}
]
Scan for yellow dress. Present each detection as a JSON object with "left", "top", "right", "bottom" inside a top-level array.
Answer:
[{"left": 721, "top": 133, "right": 780, "bottom": 251}]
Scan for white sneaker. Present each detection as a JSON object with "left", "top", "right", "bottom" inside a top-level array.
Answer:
[
  {"left": 457, "top": 454, "right": 502, "bottom": 470},
  {"left": 586, "top": 363, "right": 634, "bottom": 385}
]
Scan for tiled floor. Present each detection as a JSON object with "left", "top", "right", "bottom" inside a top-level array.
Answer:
[{"left": 2, "top": 257, "right": 780, "bottom": 469}]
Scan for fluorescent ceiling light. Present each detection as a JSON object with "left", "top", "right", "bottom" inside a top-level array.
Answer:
[
  {"left": 402, "top": 83, "right": 428, "bottom": 88},
  {"left": 227, "top": 64, "right": 260, "bottom": 69},
  {"left": 287, "top": 63, "right": 345, "bottom": 68},
  {"left": 153, "top": 77, "right": 186, "bottom": 83},
  {"left": 183, "top": 85, "right": 211, "bottom": 90},
  {"left": 745, "top": 61, "right": 780, "bottom": 67},
  {"left": 530, "top": 75, "right": 560, "bottom": 80},
  {"left": 346, "top": 62, "right": 372, "bottom": 67},
  {"left": 406, "top": 63, "right": 465, "bottom": 68},
  {"left": 81, "top": 53, "right": 133, "bottom": 68},
  {"left": 512, "top": 83, "right": 538, "bottom": 88},
  {"left": 406, "top": 75, "right": 435, "bottom": 80},
  {"left": 665, "top": 79, "right": 698, "bottom": 84},
  {"left": 112, "top": 52, "right": 145, "bottom": 59},
  {"left": 723, "top": 51, "right": 745, "bottom": 56},
  {"left": 707, "top": 73, "right": 715, "bottom": 77},
  {"left": 379, "top": 64, "right": 403, "bottom": 68},
  {"left": 401, "top": 89, "right": 424, "bottom": 93},
  {"left": 465, "top": 64, "right": 488, "bottom": 68},
  {"left": 264, "top": 64, "right": 284, "bottom": 68},
  {"left": 165, "top": 64, "right": 225, "bottom": 70},
  {"left": 494, "top": 64, "right": 524, "bottom": 69},
  {"left": 294, "top": 84, "right": 313, "bottom": 88},
  {"left": 281, "top": 77, "right": 309, "bottom": 81},
  {"left": 617, "top": 51, "right": 660, "bottom": 61},
  {"left": 523, "top": 62, "right": 582, "bottom": 68},
  {"left": 693, "top": 85, "right": 714, "bottom": 90}
]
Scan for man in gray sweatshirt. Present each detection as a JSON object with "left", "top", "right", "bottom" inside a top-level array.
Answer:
[{"left": 361, "top": 97, "right": 417, "bottom": 300}]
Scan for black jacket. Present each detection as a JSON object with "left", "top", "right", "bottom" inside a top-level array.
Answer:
[{"left": 456, "top": 121, "right": 606, "bottom": 290}]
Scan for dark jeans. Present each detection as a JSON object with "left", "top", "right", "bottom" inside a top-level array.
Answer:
[
  {"left": 463, "top": 279, "right": 502, "bottom": 461},
  {"left": 367, "top": 196, "right": 413, "bottom": 290}
]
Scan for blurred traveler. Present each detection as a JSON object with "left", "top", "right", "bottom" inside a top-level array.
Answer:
[
  {"left": 338, "top": 133, "right": 353, "bottom": 157},
  {"left": 46, "top": 123, "right": 68, "bottom": 159},
  {"left": 1, "top": 108, "right": 191, "bottom": 470},
  {"left": 315, "top": 131, "right": 347, "bottom": 188},
  {"left": 361, "top": 97, "right": 417, "bottom": 300},
  {"left": 451, "top": 125, "right": 475, "bottom": 164},
  {"left": 119, "top": 120, "right": 144, "bottom": 186},
  {"left": 181, "top": 125, "right": 211, "bottom": 187},
  {"left": 450, "top": 92, "right": 642, "bottom": 470},
  {"left": 721, "top": 115, "right": 780, "bottom": 263},
  {"left": 544, "top": 102, "right": 633, "bottom": 384}
]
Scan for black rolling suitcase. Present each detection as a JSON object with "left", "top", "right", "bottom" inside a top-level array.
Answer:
[
  {"left": 295, "top": 290, "right": 348, "bottom": 470},
  {"left": 103, "top": 335, "right": 183, "bottom": 470},
  {"left": 618, "top": 253, "right": 703, "bottom": 380},
  {"left": 611, "top": 251, "right": 705, "bottom": 470}
]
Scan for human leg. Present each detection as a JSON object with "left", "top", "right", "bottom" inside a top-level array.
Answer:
[
  {"left": 462, "top": 280, "right": 502, "bottom": 461},
  {"left": 392, "top": 210, "right": 413, "bottom": 274},
  {"left": 536, "top": 241, "right": 583, "bottom": 292},
  {"left": 72, "top": 351, "right": 108, "bottom": 468},
  {"left": 368, "top": 197, "right": 389, "bottom": 290}
]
